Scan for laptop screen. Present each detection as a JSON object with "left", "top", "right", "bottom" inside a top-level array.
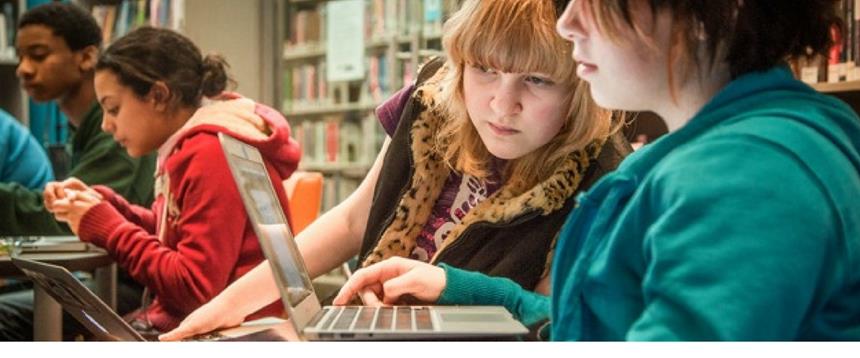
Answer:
[{"left": 229, "top": 153, "right": 314, "bottom": 306}]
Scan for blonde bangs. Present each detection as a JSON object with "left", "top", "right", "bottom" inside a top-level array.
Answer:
[{"left": 444, "top": 0, "right": 576, "bottom": 84}]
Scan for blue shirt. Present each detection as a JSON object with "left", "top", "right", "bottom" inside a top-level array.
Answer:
[{"left": 0, "top": 109, "right": 53, "bottom": 190}]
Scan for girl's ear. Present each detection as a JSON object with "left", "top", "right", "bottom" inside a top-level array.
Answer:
[{"left": 148, "top": 81, "right": 171, "bottom": 112}]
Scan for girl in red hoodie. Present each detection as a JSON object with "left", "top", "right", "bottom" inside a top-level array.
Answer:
[{"left": 43, "top": 27, "right": 301, "bottom": 334}]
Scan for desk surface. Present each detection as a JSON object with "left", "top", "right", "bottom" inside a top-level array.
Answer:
[{"left": 0, "top": 249, "right": 113, "bottom": 276}]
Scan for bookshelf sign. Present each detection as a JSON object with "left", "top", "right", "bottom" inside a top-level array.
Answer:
[{"left": 326, "top": 0, "right": 365, "bottom": 82}]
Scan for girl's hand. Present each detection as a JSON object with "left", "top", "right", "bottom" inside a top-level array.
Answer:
[
  {"left": 158, "top": 298, "right": 246, "bottom": 341},
  {"left": 332, "top": 256, "right": 447, "bottom": 306},
  {"left": 43, "top": 181, "right": 69, "bottom": 213},
  {"left": 44, "top": 177, "right": 101, "bottom": 212},
  {"left": 51, "top": 190, "right": 102, "bottom": 235}
]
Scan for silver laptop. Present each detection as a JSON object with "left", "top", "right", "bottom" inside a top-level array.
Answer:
[
  {"left": 11, "top": 256, "right": 290, "bottom": 341},
  {"left": 11, "top": 256, "right": 150, "bottom": 341},
  {"left": 219, "top": 133, "right": 529, "bottom": 340}
]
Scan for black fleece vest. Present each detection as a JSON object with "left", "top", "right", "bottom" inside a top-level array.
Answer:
[{"left": 357, "top": 59, "right": 632, "bottom": 290}]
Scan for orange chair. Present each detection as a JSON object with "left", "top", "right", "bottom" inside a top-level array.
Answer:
[{"left": 283, "top": 171, "right": 323, "bottom": 234}]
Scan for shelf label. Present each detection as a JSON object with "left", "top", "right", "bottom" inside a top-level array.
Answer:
[{"left": 326, "top": 0, "right": 366, "bottom": 82}]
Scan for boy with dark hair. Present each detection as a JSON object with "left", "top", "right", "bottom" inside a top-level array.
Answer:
[
  {"left": 17, "top": 1, "right": 103, "bottom": 52},
  {"left": 0, "top": 2, "right": 155, "bottom": 341},
  {"left": 3, "top": 2, "right": 154, "bottom": 234}
]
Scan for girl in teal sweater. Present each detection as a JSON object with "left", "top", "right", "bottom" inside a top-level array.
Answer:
[{"left": 334, "top": 0, "right": 860, "bottom": 340}]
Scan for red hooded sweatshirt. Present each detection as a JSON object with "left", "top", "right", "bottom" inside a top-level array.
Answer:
[{"left": 78, "top": 93, "right": 301, "bottom": 332}]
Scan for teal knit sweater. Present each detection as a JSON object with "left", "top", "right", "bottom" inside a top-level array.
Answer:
[{"left": 439, "top": 66, "right": 860, "bottom": 341}]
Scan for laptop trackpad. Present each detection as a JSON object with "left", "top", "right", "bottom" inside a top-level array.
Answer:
[
  {"left": 433, "top": 307, "right": 522, "bottom": 334},
  {"left": 221, "top": 328, "right": 288, "bottom": 341},
  {"left": 438, "top": 312, "right": 510, "bottom": 323}
]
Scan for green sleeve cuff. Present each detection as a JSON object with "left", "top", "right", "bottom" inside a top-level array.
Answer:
[
  {"left": 436, "top": 263, "right": 551, "bottom": 327},
  {"left": 438, "top": 263, "right": 509, "bottom": 306}
]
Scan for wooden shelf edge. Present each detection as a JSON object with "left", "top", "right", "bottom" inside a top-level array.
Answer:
[
  {"left": 0, "top": 57, "right": 18, "bottom": 66},
  {"left": 282, "top": 102, "right": 379, "bottom": 117},
  {"left": 284, "top": 33, "right": 439, "bottom": 61},
  {"left": 299, "top": 163, "right": 372, "bottom": 176},
  {"left": 282, "top": 46, "right": 326, "bottom": 61},
  {"left": 811, "top": 81, "right": 860, "bottom": 93}
]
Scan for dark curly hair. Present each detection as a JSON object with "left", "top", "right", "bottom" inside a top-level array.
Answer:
[
  {"left": 18, "top": 2, "right": 102, "bottom": 51},
  {"left": 95, "top": 27, "right": 234, "bottom": 109},
  {"left": 574, "top": 0, "right": 841, "bottom": 78}
]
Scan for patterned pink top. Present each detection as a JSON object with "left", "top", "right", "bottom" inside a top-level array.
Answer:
[{"left": 376, "top": 85, "right": 502, "bottom": 262}]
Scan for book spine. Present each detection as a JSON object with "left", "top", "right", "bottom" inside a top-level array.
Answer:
[
  {"left": 325, "top": 119, "right": 339, "bottom": 163},
  {"left": 0, "top": 14, "right": 7, "bottom": 58},
  {"left": 854, "top": 0, "right": 860, "bottom": 65}
]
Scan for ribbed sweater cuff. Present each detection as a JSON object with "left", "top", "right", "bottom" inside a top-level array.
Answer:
[
  {"left": 78, "top": 201, "right": 125, "bottom": 247},
  {"left": 92, "top": 185, "right": 122, "bottom": 208},
  {"left": 437, "top": 264, "right": 551, "bottom": 329},
  {"left": 437, "top": 263, "right": 513, "bottom": 306},
  {"left": 92, "top": 185, "right": 115, "bottom": 198}
]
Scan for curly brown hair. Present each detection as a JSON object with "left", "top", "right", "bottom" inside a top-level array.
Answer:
[{"left": 95, "top": 27, "right": 235, "bottom": 110}]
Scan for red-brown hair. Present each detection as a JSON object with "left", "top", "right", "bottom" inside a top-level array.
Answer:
[{"left": 580, "top": 0, "right": 840, "bottom": 79}]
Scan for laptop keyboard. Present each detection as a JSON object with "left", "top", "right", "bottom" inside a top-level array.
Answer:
[
  {"left": 183, "top": 331, "right": 226, "bottom": 341},
  {"left": 317, "top": 306, "right": 434, "bottom": 332}
]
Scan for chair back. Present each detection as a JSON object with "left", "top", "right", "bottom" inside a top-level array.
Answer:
[{"left": 283, "top": 171, "right": 323, "bottom": 234}]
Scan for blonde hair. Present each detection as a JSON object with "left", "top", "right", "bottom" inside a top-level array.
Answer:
[{"left": 434, "top": 0, "right": 613, "bottom": 194}]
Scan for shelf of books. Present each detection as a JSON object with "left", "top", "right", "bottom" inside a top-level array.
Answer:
[
  {"left": 2, "top": 0, "right": 187, "bottom": 149},
  {"left": 812, "top": 80, "right": 860, "bottom": 93},
  {"left": 0, "top": 0, "right": 24, "bottom": 62},
  {"left": 283, "top": 0, "right": 457, "bottom": 212},
  {"left": 787, "top": 1, "right": 860, "bottom": 114},
  {"left": 0, "top": 0, "right": 27, "bottom": 126},
  {"left": 75, "top": 0, "right": 185, "bottom": 46},
  {"left": 795, "top": 0, "right": 860, "bottom": 93}
]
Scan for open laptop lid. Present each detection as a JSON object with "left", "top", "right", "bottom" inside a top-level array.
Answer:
[
  {"left": 10, "top": 257, "right": 145, "bottom": 341},
  {"left": 218, "top": 133, "right": 322, "bottom": 333},
  {"left": 219, "top": 133, "right": 531, "bottom": 341}
]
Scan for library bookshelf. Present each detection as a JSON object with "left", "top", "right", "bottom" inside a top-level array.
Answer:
[
  {"left": 797, "top": 1, "right": 860, "bottom": 113},
  {"left": 280, "top": 0, "right": 458, "bottom": 212},
  {"left": 0, "top": 0, "right": 184, "bottom": 141},
  {"left": 0, "top": 0, "right": 28, "bottom": 126}
]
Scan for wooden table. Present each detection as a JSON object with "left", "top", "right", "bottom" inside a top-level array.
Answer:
[{"left": 0, "top": 249, "right": 117, "bottom": 341}]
